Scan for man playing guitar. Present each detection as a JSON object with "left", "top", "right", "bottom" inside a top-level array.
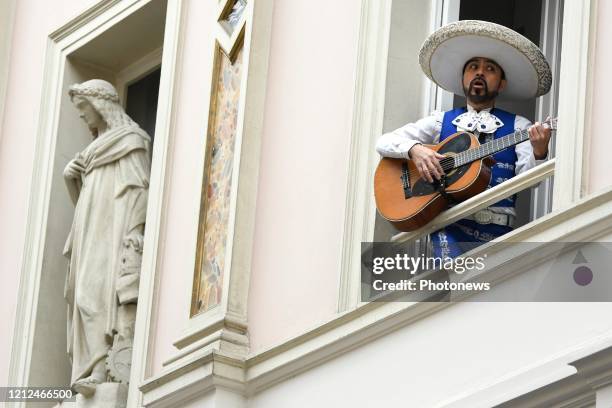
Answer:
[{"left": 376, "top": 20, "right": 553, "bottom": 258}]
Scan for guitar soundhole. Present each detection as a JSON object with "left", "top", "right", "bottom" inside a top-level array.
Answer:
[{"left": 411, "top": 133, "right": 472, "bottom": 196}]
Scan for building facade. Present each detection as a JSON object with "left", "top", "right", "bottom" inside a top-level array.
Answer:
[{"left": 2, "top": 0, "right": 612, "bottom": 406}]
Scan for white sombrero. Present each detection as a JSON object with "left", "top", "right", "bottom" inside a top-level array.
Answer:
[{"left": 419, "top": 20, "right": 552, "bottom": 100}]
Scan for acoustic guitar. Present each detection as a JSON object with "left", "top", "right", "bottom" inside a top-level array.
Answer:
[{"left": 374, "top": 118, "right": 557, "bottom": 231}]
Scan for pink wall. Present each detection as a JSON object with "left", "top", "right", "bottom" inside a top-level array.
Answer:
[
  {"left": 2, "top": 0, "right": 610, "bottom": 391},
  {"left": 149, "top": 0, "right": 362, "bottom": 372},
  {"left": 246, "top": 0, "right": 360, "bottom": 353},
  {"left": 0, "top": 0, "right": 99, "bottom": 386},
  {"left": 587, "top": 0, "right": 612, "bottom": 194},
  {"left": 149, "top": 0, "right": 217, "bottom": 373}
]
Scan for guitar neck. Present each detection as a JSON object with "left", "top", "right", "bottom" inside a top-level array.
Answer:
[{"left": 454, "top": 128, "right": 530, "bottom": 168}]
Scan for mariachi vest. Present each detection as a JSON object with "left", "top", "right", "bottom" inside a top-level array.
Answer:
[{"left": 441, "top": 107, "right": 517, "bottom": 208}]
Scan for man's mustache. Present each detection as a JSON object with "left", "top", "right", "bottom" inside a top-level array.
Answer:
[
  {"left": 469, "top": 77, "right": 488, "bottom": 93},
  {"left": 463, "top": 76, "right": 499, "bottom": 103}
]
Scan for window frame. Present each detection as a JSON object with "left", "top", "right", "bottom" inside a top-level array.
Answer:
[{"left": 337, "top": 0, "right": 597, "bottom": 312}]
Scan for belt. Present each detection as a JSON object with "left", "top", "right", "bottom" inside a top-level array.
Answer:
[{"left": 465, "top": 210, "right": 515, "bottom": 227}]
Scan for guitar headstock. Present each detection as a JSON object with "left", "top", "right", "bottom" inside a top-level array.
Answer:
[{"left": 543, "top": 116, "right": 558, "bottom": 131}]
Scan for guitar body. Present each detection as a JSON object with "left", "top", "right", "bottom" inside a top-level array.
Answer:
[{"left": 374, "top": 131, "right": 493, "bottom": 232}]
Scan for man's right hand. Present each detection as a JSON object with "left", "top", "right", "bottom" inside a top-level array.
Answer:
[{"left": 408, "top": 144, "right": 446, "bottom": 183}]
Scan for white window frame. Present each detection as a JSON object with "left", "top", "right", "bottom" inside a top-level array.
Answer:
[{"left": 337, "top": 0, "right": 598, "bottom": 312}]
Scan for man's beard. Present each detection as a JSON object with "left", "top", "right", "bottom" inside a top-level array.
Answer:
[{"left": 463, "top": 77, "right": 499, "bottom": 104}]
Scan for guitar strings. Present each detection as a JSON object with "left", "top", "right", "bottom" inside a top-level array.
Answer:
[
  {"left": 402, "top": 133, "right": 515, "bottom": 179},
  {"left": 400, "top": 118, "right": 556, "bottom": 181},
  {"left": 403, "top": 156, "right": 456, "bottom": 180}
]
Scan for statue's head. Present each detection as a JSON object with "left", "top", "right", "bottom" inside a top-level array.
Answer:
[{"left": 69, "top": 79, "right": 134, "bottom": 137}]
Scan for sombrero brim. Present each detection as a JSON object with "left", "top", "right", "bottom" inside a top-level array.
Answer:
[{"left": 419, "top": 20, "right": 552, "bottom": 100}]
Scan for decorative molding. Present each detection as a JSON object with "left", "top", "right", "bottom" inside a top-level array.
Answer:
[
  {"left": 494, "top": 344, "right": 612, "bottom": 408},
  {"left": 337, "top": 0, "right": 392, "bottom": 312},
  {"left": 128, "top": 0, "right": 188, "bottom": 406},
  {"left": 495, "top": 376, "right": 595, "bottom": 408},
  {"left": 552, "top": 0, "right": 597, "bottom": 209},
  {"left": 436, "top": 332, "right": 612, "bottom": 407},
  {"left": 243, "top": 186, "right": 612, "bottom": 397},
  {"left": 189, "top": 0, "right": 249, "bottom": 318},
  {"left": 531, "top": 0, "right": 563, "bottom": 221},
  {"left": 191, "top": 40, "right": 245, "bottom": 316},
  {"left": 137, "top": 0, "right": 275, "bottom": 404},
  {"left": 48, "top": 0, "right": 124, "bottom": 42},
  {"left": 172, "top": 311, "right": 247, "bottom": 351},
  {"left": 435, "top": 0, "right": 460, "bottom": 112},
  {"left": 140, "top": 350, "right": 246, "bottom": 407},
  {"left": 422, "top": 0, "right": 444, "bottom": 116},
  {"left": 215, "top": 0, "right": 247, "bottom": 61},
  {"left": 392, "top": 159, "right": 555, "bottom": 243},
  {"left": 138, "top": 185, "right": 612, "bottom": 404},
  {"left": 165, "top": 323, "right": 248, "bottom": 368},
  {"left": 171, "top": 307, "right": 224, "bottom": 349},
  {"left": 178, "top": 0, "right": 273, "bottom": 336},
  {"left": 572, "top": 346, "right": 612, "bottom": 391}
]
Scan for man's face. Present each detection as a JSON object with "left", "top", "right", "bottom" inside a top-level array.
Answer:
[{"left": 462, "top": 57, "right": 506, "bottom": 104}]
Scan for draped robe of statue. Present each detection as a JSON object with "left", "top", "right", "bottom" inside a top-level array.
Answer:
[{"left": 63, "top": 124, "right": 150, "bottom": 385}]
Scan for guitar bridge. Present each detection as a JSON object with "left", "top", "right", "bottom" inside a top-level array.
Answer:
[{"left": 401, "top": 162, "right": 412, "bottom": 199}]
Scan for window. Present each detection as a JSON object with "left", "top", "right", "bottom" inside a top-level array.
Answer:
[
  {"left": 374, "top": 0, "right": 564, "bottom": 243},
  {"left": 125, "top": 67, "right": 162, "bottom": 144},
  {"left": 338, "top": 0, "right": 590, "bottom": 312}
]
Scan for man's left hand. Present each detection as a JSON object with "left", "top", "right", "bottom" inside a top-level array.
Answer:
[{"left": 528, "top": 116, "right": 552, "bottom": 160}]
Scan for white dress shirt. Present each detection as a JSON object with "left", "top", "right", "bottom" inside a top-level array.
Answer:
[{"left": 375, "top": 105, "right": 547, "bottom": 217}]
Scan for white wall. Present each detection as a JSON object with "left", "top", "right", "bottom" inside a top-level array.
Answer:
[{"left": 247, "top": 301, "right": 612, "bottom": 407}]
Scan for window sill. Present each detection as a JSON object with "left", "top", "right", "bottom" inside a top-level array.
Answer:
[
  {"left": 246, "top": 183, "right": 612, "bottom": 393},
  {"left": 391, "top": 159, "right": 556, "bottom": 243},
  {"left": 136, "top": 184, "right": 612, "bottom": 404}
]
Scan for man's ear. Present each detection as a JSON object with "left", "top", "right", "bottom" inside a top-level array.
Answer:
[{"left": 498, "top": 79, "right": 507, "bottom": 92}]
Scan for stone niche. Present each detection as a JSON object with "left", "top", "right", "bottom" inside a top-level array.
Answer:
[{"left": 27, "top": 0, "right": 167, "bottom": 406}]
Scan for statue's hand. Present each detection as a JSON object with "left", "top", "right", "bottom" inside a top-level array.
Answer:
[
  {"left": 63, "top": 159, "right": 85, "bottom": 180},
  {"left": 123, "top": 233, "right": 144, "bottom": 253}
]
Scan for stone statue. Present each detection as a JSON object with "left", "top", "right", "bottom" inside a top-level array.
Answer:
[{"left": 62, "top": 79, "right": 151, "bottom": 403}]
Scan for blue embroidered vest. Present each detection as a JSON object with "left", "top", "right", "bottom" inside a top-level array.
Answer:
[{"left": 441, "top": 107, "right": 517, "bottom": 208}]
